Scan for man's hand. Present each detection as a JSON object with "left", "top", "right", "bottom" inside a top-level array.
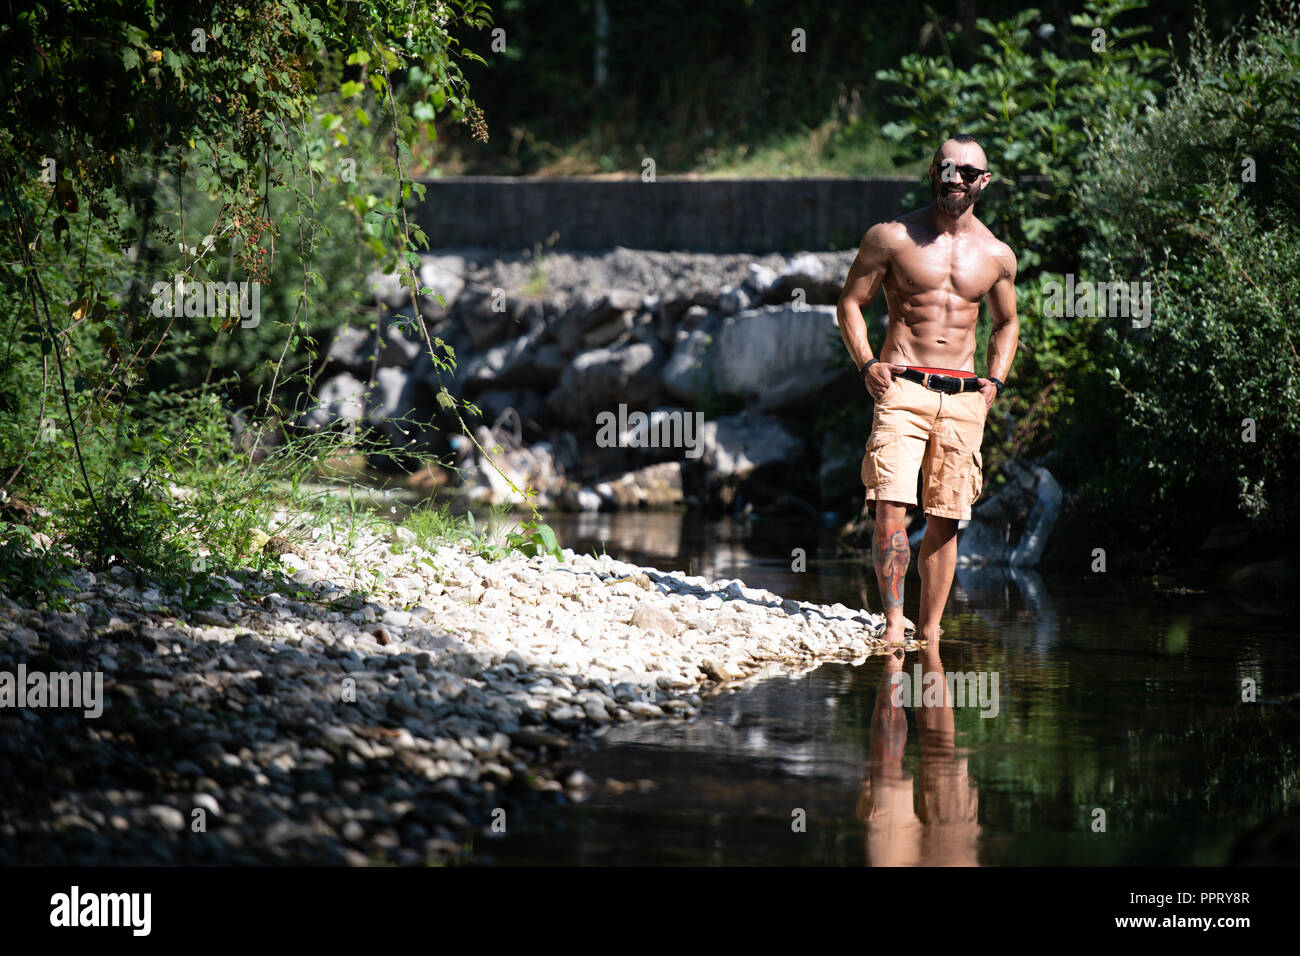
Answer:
[
  {"left": 975, "top": 377, "right": 998, "bottom": 411},
  {"left": 864, "top": 362, "right": 909, "bottom": 402}
]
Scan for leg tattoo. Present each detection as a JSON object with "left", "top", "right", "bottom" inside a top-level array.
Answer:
[{"left": 874, "top": 527, "right": 910, "bottom": 609}]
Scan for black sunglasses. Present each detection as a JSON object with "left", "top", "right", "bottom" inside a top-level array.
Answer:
[{"left": 931, "top": 162, "right": 988, "bottom": 184}]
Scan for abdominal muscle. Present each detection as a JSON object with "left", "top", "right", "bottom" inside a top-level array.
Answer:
[{"left": 878, "top": 300, "right": 980, "bottom": 372}]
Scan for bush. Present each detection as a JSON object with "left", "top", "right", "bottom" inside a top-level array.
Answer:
[
  {"left": 1076, "top": 2, "right": 1300, "bottom": 532},
  {"left": 0, "top": 2, "right": 492, "bottom": 600}
]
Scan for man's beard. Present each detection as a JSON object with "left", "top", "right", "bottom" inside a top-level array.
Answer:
[{"left": 931, "top": 175, "right": 981, "bottom": 215}]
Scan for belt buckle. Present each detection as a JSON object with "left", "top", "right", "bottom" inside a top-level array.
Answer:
[{"left": 925, "top": 372, "right": 957, "bottom": 394}]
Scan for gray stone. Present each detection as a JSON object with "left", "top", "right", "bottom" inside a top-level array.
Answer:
[
  {"left": 698, "top": 413, "right": 803, "bottom": 481},
  {"left": 660, "top": 317, "right": 718, "bottom": 401},
  {"left": 326, "top": 313, "right": 424, "bottom": 372},
  {"left": 587, "top": 462, "right": 683, "bottom": 510},
  {"left": 365, "top": 367, "right": 410, "bottom": 423},
  {"left": 630, "top": 603, "right": 680, "bottom": 636},
  {"left": 457, "top": 287, "right": 519, "bottom": 351},
  {"left": 553, "top": 289, "right": 642, "bottom": 354},
  {"left": 712, "top": 305, "right": 843, "bottom": 410},
  {"left": 692, "top": 412, "right": 805, "bottom": 510},
  {"left": 367, "top": 270, "right": 410, "bottom": 309},
  {"left": 326, "top": 327, "right": 372, "bottom": 372},
  {"left": 471, "top": 389, "right": 545, "bottom": 428},
  {"left": 299, "top": 373, "right": 368, "bottom": 430},
  {"left": 546, "top": 343, "right": 662, "bottom": 426},
  {"left": 417, "top": 255, "right": 466, "bottom": 321},
  {"left": 745, "top": 262, "right": 778, "bottom": 296},
  {"left": 680, "top": 304, "right": 710, "bottom": 330},
  {"left": 146, "top": 805, "right": 185, "bottom": 832}
]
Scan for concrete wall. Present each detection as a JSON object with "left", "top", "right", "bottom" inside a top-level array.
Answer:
[{"left": 413, "top": 176, "right": 918, "bottom": 252}]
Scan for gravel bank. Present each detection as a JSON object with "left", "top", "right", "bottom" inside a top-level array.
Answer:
[{"left": 0, "top": 512, "right": 910, "bottom": 864}]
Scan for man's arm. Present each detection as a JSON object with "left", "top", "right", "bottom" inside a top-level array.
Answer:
[
  {"left": 838, "top": 223, "right": 906, "bottom": 400},
  {"left": 978, "top": 244, "right": 1020, "bottom": 409}
]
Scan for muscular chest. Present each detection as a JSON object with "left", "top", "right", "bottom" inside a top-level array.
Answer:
[{"left": 888, "top": 242, "right": 997, "bottom": 303}]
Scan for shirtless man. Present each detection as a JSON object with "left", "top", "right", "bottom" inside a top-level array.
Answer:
[{"left": 836, "top": 134, "right": 1020, "bottom": 647}]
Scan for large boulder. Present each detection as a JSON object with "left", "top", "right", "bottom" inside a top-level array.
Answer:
[
  {"left": 366, "top": 270, "right": 411, "bottom": 310},
  {"left": 712, "top": 304, "right": 843, "bottom": 411},
  {"left": 502, "top": 341, "right": 568, "bottom": 389},
  {"left": 469, "top": 388, "right": 546, "bottom": 431},
  {"left": 365, "top": 366, "right": 409, "bottom": 423},
  {"left": 546, "top": 342, "right": 663, "bottom": 427},
  {"left": 689, "top": 412, "right": 805, "bottom": 510},
  {"left": 364, "top": 365, "right": 445, "bottom": 470},
  {"left": 461, "top": 425, "right": 569, "bottom": 509},
  {"left": 952, "top": 462, "right": 1063, "bottom": 567},
  {"left": 718, "top": 284, "right": 753, "bottom": 315},
  {"left": 766, "top": 252, "right": 843, "bottom": 305},
  {"left": 454, "top": 287, "right": 529, "bottom": 351}
]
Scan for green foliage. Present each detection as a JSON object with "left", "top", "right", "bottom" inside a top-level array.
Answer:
[
  {"left": 459, "top": 506, "right": 564, "bottom": 563},
  {"left": 402, "top": 499, "right": 465, "bottom": 550},
  {"left": 0, "top": 1, "right": 508, "bottom": 598},
  {"left": 0, "top": 525, "right": 76, "bottom": 611},
  {"left": 506, "top": 518, "right": 563, "bottom": 561},
  {"left": 1076, "top": 3, "right": 1300, "bottom": 530}
]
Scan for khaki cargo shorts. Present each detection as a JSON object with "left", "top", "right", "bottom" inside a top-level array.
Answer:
[{"left": 861, "top": 374, "right": 988, "bottom": 521}]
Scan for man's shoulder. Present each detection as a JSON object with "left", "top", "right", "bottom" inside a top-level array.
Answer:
[
  {"left": 859, "top": 217, "right": 913, "bottom": 253},
  {"left": 971, "top": 219, "right": 1017, "bottom": 275}
]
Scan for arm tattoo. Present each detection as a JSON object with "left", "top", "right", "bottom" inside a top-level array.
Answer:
[{"left": 873, "top": 526, "right": 910, "bottom": 609}]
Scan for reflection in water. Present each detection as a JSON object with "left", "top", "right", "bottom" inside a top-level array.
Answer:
[
  {"left": 858, "top": 645, "right": 981, "bottom": 866},
  {"left": 569, "top": 512, "right": 683, "bottom": 562},
  {"left": 953, "top": 565, "right": 1058, "bottom": 652}
]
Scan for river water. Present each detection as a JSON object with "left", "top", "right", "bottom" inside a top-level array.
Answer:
[{"left": 468, "top": 512, "right": 1300, "bottom": 865}]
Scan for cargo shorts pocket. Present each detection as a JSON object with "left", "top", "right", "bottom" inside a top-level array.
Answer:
[
  {"left": 931, "top": 432, "right": 981, "bottom": 507},
  {"left": 861, "top": 434, "right": 897, "bottom": 491}
]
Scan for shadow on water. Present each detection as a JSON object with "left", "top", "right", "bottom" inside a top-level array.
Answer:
[{"left": 469, "top": 511, "right": 1300, "bottom": 865}]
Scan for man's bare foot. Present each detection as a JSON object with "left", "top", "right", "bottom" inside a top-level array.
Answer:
[{"left": 879, "top": 620, "right": 908, "bottom": 646}]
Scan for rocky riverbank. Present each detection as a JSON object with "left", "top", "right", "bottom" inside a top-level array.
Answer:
[
  {"left": 0, "top": 509, "right": 910, "bottom": 865},
  {"left": 297, "top": 247, "right": 870, "bottom": 517}
]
